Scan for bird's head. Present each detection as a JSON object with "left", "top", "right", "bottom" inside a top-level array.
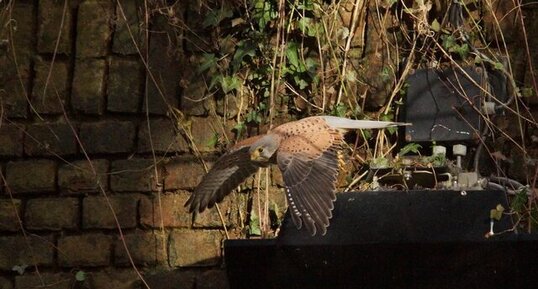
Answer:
[{"left": 249, "top": 135, "right": 279, "bottom": 163}]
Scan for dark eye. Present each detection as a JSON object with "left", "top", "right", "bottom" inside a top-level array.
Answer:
[{"left": 257, "top": 147, "right": 263, "bottom": 153}]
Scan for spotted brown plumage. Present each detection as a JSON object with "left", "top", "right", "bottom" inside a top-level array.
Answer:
[{"left": 185, "top": 116, "right": 410, "bottom": 236}]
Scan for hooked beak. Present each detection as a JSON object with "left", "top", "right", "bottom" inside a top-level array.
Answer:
[
  {"left": 250, "top": 150, "right": 269, "bottom": 163},
  {"left": 250, "top": 150, "right": 260, "bottom": 161}
]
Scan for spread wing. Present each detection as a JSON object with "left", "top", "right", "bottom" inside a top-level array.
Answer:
[
  {"left": 276, "top": 135, "right": 342, "bottom": 236},
  {"left": 185, "top": 137, "right": 263, "bottom": 213}
]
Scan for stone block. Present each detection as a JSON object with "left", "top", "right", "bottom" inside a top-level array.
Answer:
[
  {"left": 88, "top": 269, "right": 139, "bottom": 289},
  {"left": 483, "top": 0, "right": 520, "bottom": 44},
  {"left": 3, "top": 3, "right": 35, "bottom": 61},
  {"left": 15, "top": 273, "right": 73, "bottom": 289},
  {"left": 338, "top": 0, "right": 367, "bottom": 48},
  {"left": 110, "top": 159, "right": 160, "bottom": 192},
  {"left": 144, "top": 270, "right": 196, "bottom": 289},
  {"left": 76, "top": 1, "right": 114, "bottom": 58},
  {"left": 58, "top": 234, "right": 112, "bottom": 267},
  {"left": 58, "top": 159, "right": 109, "bottom": 193},
  {"left": 72, "top": 59, "right": 107, "bottom": 114},
  {"left": 197, "top": 270, "right": 230, "bottom": 289},
  {"left": 193, "top": 196, "right": 239, "bottom": 229},
  {"left": 0, "top": 74, "right": 29, "bottom": 118},
  {"left": 184, "top": 4, "right": 210, "bottom": 52},
  {"left": 0, "top": 277, "right": 12, "bottom": 289},
  {"left": 113, "top": 0, "right": 143, "bottom": 55},
  {"left": 169, "top": 230, "right": 222, "bottom": 267},
  {"left": 31, "top": 59, "right": 69, "bottom": 114},
  {"left": 5, "top": 160, "right": 57, "bottom": 194},
  {"left": 190, "top": 117, "right": 222, "bottom": 152},
  {"left": 180, "top": 57, "right": 210, "bottom": 116},
  {"left": 37, "top": 0, "right": 73, "bottom": 54},
  {"left": 80, "top": 121, "right": 136, "bottom": 154},
  {"left": 0, "top": 2, "right": 34, "bottom": 118},
  {"left": 0, "top": 124, "right": 24, "bottom": 157},
  {"left": 145, "top": 15, "right": 181, "bottom": 114},
  {"left": 114, "top": 231, "right": 167, "bottom": 265},
  {"left": 216, "top": 94, "right": 240, "bottom": 119},
  {"left": 24, "top": 122, "right": 77, "bottom": 156},
  {"left": 0, "top": 235, "right": 54, "bottom": 270},
  {"left": 25, "top": 198, "right": 79, "bottom": 230},
  {"left": 0, "top": 199, "right": 21, "bottom": 231},
  {"left": 139, "top": 193, "right": 191, "bottom": 228},
  {"left": 83, "top": 194, "right": 140, "bottom": 229},
  {"left": 107, "top": 57, "right": 143, "bottom": 112},
  {"left": 138, "top": 118, "right": 189, "bottom": 153},
  {"left": 163, "top": 159, "right": 207, "bottom": 190}
]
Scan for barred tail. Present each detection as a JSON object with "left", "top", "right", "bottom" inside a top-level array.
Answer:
[{"left": 321, "top": 116, "right": 411, "bottom": 129}]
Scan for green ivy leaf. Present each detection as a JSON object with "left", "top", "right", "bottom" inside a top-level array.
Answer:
[
  {"left": 286, "top": 41, "right": 301, "bottom": 70},
  {"left": 197, "top": 53, "right": 218, "bottom": 74},
  {"left": 233, "top": 121, "right": 246, "bottom": 137},
  {"left": 346, "top": 70, "right": 358, "bottom": 83},
  {"left": 75, "top": 270, "right": 86, "bottom": 282},
  {"left": 249, "top": 211, "right": 261, "bottom": 236},
  {"left": 12, "top": 264, "right": 28, "bottom": 275},
  {"left": 252, "top": 0, "right": 276, "bottom": 29},
  {"left": 399, "top": 143, "right": 423, "bottom": 156},
  {"left": 370, "top": 157, "right": 390, "bottom": 169},
  {"left": 221, "top": 75, "right": 241, "bottom": 93},
  {"left": 206, "top": 132, "right": 219, "bottom": 148},
  {"left": 331, "top": 103, "right": 347, "bottom": 117},
  {"left": 442, "top": 35, "right": 456, "bottom": 50},
  {"left": 305, "top": 57, "right": 318, "bottom": 74},
  {"left": 232, "top": 40, "right": 257, "bottom": 72},
  {"left": 209, "top": 74, "right": 223, "bottom": 91},
  {"left": 494, "top": 61, "right": 504, "bottom": 71},
  {"left": 298, "top": 17, "right": 318, "bottom": 37},
  {"left": 202, "top": 6, "right": 233, "bottom": 28},
  {"left": 431, "top": 19, "right": 441, "bottom": 32}
]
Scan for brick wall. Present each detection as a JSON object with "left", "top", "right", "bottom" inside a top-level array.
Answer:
[
  {"left": 2, "top": 1, "right": 538, "bottom": 289},
  {"left": 0, "top": 1, "right": 246, "bottom": 288}
]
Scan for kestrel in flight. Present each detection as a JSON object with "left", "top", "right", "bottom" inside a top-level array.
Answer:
[{"left": 185, "top": 116, "right": 409, "bottom": 236}]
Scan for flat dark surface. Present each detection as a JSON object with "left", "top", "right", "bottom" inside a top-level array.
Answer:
[
  {"left": 225, "top": 190, "right": 538, "bottom": 289},
  {"left": 403, "top": 67, "right": 506, "bottom": 143}
]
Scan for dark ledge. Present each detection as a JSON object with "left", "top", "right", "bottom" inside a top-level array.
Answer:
[{"left": 225, "top": 190, "right": 538, "bottom": 289}]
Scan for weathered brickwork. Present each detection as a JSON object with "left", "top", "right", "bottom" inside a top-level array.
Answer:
[
  {"left": 80, "top": 121, "right": 136, "bottom": 154},
  {"left": 139, "top": 192, "right": 192, "bottom": 228},
  {"left": 76, "top": 1, "right": 114, "bottom": 58},
  {"left": 0, "top": 124, "right": 24, "bottom": 157},
  {"left": 114, "top": 231, "right": 167, "bottom": 266},
  {"left": 0, "top": 199, "right": 21, "bottom": 231},
  {"left": 0, "top": 2, "right": 35, "bottom": 118},
  {"left": 72, "top": 59, "right": 107, "bottom": 114},
  {"left": 25, "top": 198, "right": 79, "bottom": 230},
  {"left": 58, "top": 233, "right": 113, "bottom": 267},
  {"left": 24, "top": 122, "right": 77, "bottom": 156},
  {"left": 15, "top": 273, "right": 73, "bottom": 289},
  {"left": 31, "top": 59, "right": 70, "bottom": 114},
  {"left": 108, "top": 57, "right": 144, "bottom": 113},
  {"left": 138, "top": 118, "right": 189, "bottom": 153},
  {"left": 37, "top": 0, "right": 73, "bottom": 54},
  {"left": 58, "top": 159, "right": 109, "bottom": 193},
  {"left": 5, "top": 160, "right": 57, "bottom": 194},
  {"left": 110, "top": 158, "right": 161, "bottom": 192},
  {"left": 0, "top": 235, "right": 55, "bottom": 270},
  {"left": 0, "top": 2, "right": 233, "bottom": 287},
  {"left": 169, "top": 230, "right": 223, "bottom": 267},
  {"left": 83, "top": 195, "right": 140, "bottom": 229}
]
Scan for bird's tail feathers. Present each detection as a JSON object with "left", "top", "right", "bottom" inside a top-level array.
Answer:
[{"left": 321, "top": 116, "right": 411, "bottom": 129}]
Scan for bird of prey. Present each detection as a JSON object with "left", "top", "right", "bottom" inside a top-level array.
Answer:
[{"left": 185, "top": 115, "right": 409, "bottom": 236}]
